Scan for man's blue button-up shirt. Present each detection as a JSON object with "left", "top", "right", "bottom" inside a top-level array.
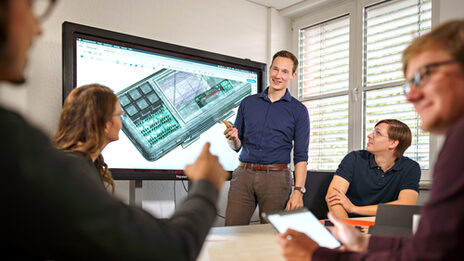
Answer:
[{"left": 234, "top": 88, "right": 310, "bottom": 164}]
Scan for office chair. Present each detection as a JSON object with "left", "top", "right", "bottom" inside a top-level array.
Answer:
[
  {"left": 368, "top": 204, "right": 422, "bottom": 236},
  {"left": 302, "top": 171, "right": 334, "bottom": 220}
]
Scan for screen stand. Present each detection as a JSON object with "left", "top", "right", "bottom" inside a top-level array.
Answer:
[{"left": 129, "top": 180, "right": 143, "bottom": 207}]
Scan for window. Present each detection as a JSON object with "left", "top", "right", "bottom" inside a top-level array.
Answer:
[
  {"left": 304, "top": 95, "right": 349, "bottom": 170},
  {"left": 296, "top": 0, "right": 432, "bottom": 174},
  {"left": 299, "top": 15, "right": 350, "bottom": 170}
]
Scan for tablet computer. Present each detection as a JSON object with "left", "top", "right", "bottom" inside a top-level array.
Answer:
[{"left": 263, "top": 208, "right": 341, "bottom": 249}]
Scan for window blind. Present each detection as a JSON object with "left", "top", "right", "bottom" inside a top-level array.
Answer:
[
  {"left": 299, "top": 15, "right": 350, "bottom": 98},
  {"left": 304, "top": 95, "right": 349, "bottom": 170},
  {"left": 299, "top": 15, "right": 350, "bottom": 170},
  {"left": 364, "top": 0, "right": 432, "bottom": 86}
]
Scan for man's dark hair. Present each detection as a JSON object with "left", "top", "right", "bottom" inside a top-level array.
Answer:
[{"left": 271, "top": 50, "right": 299, "bottom": 74}]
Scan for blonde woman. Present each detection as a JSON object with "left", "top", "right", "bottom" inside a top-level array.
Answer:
[{"left": 53, "top": 84, "right": 122, "bottom": 193}]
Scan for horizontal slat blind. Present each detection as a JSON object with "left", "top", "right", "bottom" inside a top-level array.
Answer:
[
  {"left": 304, "top": 95, "right": 349, "bottom": 170},
  {"left": 299, "top": 15, "right": 350, "bottom": 98},
  {"left": 299, "top": 15, "right": 350, "bottom": 170},
  {"left": 365, "top": 0, "right": 431, "bottom": 86}
]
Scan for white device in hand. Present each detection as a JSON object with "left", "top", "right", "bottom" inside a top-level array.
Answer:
[{"left": 263, "top": 208, "right": 341, "bottom": 249}]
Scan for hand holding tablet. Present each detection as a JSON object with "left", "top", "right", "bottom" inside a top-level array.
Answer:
[{"left": 263, "top": 208, "right": 341, "bottom": 249}]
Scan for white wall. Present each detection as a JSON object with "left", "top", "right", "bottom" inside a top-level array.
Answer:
[
  {"left": 438, "top": 0, "right": 464, "bottom": 23},
  {"left": 0, "top": 0, "right": 293, "bottom": 226},
  {"left": 268, "top": 8, "right": 292, "bottom": 62},
  {"left": 1, "top": 0, "right": 270, "bottom": 133}
]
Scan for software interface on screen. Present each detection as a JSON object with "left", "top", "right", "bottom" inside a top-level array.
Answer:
[{"left": 76, "top": 38, "right": 259, "bottom": 171}]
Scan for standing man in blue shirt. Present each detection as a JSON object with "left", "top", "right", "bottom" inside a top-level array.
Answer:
[
  {"left": 326, "top": 119, "right": 420, "bottom": 218},
  {"left": 224, "top": 50, "right": 310, "bottom": 225}
]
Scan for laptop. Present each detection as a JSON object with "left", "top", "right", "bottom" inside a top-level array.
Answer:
[{"left": 368, "top": 204, "right": 422, "bottom": 236}]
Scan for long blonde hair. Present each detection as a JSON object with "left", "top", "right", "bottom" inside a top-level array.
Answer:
[{"left": 53, "top": 84, "right": 117, "bottom": 193}]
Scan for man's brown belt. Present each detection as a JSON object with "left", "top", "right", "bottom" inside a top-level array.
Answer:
[{"left": 239, "top": 162, "right": 288, "bottom": 171}]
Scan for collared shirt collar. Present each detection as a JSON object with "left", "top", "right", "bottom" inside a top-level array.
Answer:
[
  {"left": 259, "top": 87, "right": 293, "bottom": 102},
  {"left": 368, "top": 152, "right": 402, "bottom": 172}
]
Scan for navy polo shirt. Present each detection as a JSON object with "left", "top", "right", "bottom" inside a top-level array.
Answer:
[
  {"left": 234, "top": 88, "right": 310, "bottom": 164},
  {"left": 336, "top": 150, "right": 421, "bottom": 208}
]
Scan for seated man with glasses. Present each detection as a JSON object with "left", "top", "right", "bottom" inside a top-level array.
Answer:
[{"left": 325, "top": 119, "right": 421, "bottom": 218}]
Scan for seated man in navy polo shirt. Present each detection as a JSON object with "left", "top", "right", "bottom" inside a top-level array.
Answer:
[{"left": 326, "top": 119, "right": 420, "bottom": 218}]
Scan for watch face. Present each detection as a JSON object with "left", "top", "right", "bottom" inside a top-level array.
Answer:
[{"left": 295, "top": 186, "right": 306, "bottom": 194}]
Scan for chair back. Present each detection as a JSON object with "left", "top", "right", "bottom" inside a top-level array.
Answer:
[
  {"left": 303, "top": 171, "right": 334, "bottom": 220},
  {"left": 368, "top": 204, "right": 422, "bottom": 236}
]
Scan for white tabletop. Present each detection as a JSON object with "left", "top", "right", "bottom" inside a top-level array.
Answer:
[
  {"left": 197, "top": 216, "right": 376, "bottom": 261},
  {"left": 197, "top": 224, "right": 283, "bottom": 261}
]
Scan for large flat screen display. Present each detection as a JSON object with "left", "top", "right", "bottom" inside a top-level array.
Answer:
[{"left": 62, "top": 22, "right": 266, "bottom": 179}]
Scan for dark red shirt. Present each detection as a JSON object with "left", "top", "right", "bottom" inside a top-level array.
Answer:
[{"left": 314, "top": 115, "right": 464, "bottom": 260}]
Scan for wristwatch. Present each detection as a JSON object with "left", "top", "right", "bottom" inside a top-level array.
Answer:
[{"left": 294, "top": 186, "right": 306, "bottom": 194}]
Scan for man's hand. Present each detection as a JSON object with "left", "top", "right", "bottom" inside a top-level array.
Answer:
[
  {"left": 326, "top": 212, "right": 370, "bottom": 252},
  {"left": 326, "top": 187, "right": 356, "bottom": 214},
  {"left": 286, "top": 192, "right": 304, "bottom": 210},
  {"left": 223, "top": 127, "right": 241, "bottom": 150},
  {"left": 224, "top": 127, "right": 238, "bottom": 141},
  {"left": 278, "top": 229, "right": 319, "bottom": 261},
  {"left": 184, "top": 143, "right": 228, "bottom": 190},
  {"left": 288, "top": 161, "right": 307, "bottom": 210}
]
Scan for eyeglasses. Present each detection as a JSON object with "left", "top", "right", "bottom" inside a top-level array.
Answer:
[
  {"left": 403, "top": 59, "right": 464, "bottom": 95},
  {"left": 31, "top": 0, "right": 57, "bottom": 21},
  {"left": 370, "top": 128, "right": 387, "bottom": 138}
]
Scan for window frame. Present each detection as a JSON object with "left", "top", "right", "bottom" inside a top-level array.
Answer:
[{"left": 291, "top": 0, "right": 440, "bottom": 182}]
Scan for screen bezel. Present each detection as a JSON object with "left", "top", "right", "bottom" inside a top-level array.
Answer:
[{"left": 62, "top": 21, "right": 266, "bottom": 180}]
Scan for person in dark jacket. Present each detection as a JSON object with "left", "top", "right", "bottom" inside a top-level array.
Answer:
[{"left": 0, "top": 0, "right": 227, "bottom": 260}]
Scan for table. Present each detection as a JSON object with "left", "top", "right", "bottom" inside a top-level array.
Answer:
[
  {"left": 197, "top": 216, "right": 376, "bottom": 261},
  {"left": 197, "top": 224, "right": 282, "bottom": 261}
]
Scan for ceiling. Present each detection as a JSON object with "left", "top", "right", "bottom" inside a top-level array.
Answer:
[{"left": 247, "top": 0, "right": 306, "bottom": 11}]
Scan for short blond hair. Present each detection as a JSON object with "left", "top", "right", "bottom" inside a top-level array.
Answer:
[{"left": 402, "top": 19, "right": 464, "bottom": 75}]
